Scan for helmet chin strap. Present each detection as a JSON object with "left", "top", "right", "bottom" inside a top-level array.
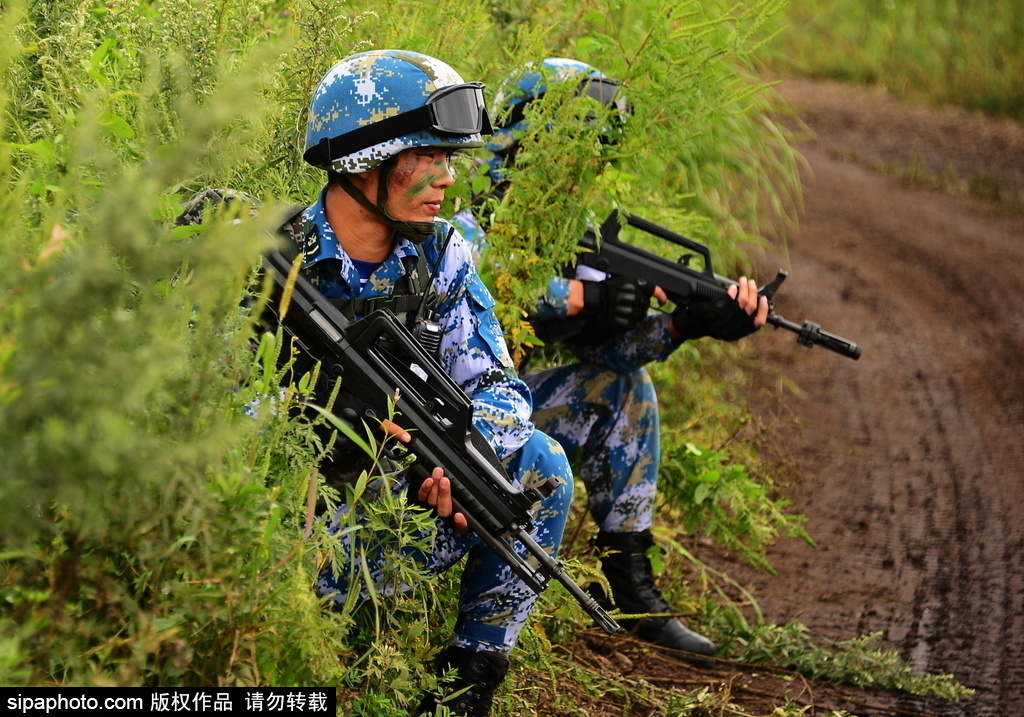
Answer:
[{"left": 335, "top": 159, "right": 438, "bottom": 244}]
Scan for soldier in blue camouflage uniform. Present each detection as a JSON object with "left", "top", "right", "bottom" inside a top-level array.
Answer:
[
  {"left": 454, "top": 58, "right": 769, "bottom": 662},
  {"left": 298, "top": 50, "right": 574, "bottom": 717}
]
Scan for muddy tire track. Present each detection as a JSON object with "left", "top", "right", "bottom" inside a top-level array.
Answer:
[{"left": 728, "top": 81, "right": 1024, "bottom": 716}]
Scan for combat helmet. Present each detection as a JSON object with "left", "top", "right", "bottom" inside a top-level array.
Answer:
[
  {"left": 303, "top": 49, "right": 492, "bottom": 241},
  {"left": 487, "top": 57, "right": 630, "bottom": 158}
]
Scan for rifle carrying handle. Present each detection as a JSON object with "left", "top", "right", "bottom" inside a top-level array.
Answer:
[{"left": 602, "top": 211, "right": 718, "bottom": 280}]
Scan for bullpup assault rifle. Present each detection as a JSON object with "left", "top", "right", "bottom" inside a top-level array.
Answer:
[
  {"left": 261, "top": 247, "right": 620, "bottom": 634},
  {"left": 578, "top": 211, "right": 863, "bottom": 360}
]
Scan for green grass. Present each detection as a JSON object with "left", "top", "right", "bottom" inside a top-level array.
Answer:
[{"left": 769, "top": 0, "right": 1024, "bottom": 121}]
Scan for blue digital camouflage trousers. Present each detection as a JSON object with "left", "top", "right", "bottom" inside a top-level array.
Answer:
[
  {"left": 315, "top": 428, "right": 572, "bottom": 655},
  {"left": 525, "top": 364, "right": 659, "bottom": 534}
]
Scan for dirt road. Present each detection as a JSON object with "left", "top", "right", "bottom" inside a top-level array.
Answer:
[{"left": 733, "top": 79, "right": 1024, "bottom": 716}]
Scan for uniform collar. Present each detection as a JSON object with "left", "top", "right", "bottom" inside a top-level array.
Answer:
[{"left": 301, "top": 184, "right": 425, "bottom": 297}]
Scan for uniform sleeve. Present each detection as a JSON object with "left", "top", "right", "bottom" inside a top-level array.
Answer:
[
  {"left": 530, "top": 277, "right": 575, "bottom": 321},
  {"left": 433, "top": 230, "right": 535, "bottom": 459},
  {"left": 529, "top": 263, "right": 609, "bottom": 321},
  {"left": 533, "top": 263, "right": 682, "bottom": 372}
]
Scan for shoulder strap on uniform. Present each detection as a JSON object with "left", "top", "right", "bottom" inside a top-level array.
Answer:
[
  {"left": 329, "top": 249, "right": 434, "bottom": 323},
  {"left": 274, "top": 203, "right": 308, "bottom": 259}
]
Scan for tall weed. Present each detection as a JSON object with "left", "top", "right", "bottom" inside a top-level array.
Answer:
[{"left": 0, "top": 2, "right": 343, "bottom": 687}]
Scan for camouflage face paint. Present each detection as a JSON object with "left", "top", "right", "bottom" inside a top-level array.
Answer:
[{"left": 385, "top": 149, "right": 454, "bottom": 222}]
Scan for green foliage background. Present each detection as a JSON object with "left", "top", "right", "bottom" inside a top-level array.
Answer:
[
  {"left": 766, "top": 0, "right": 1024, "bottom": 121},
  {"left": 0, "top": 0, "right": 974, "bottom": 713}
]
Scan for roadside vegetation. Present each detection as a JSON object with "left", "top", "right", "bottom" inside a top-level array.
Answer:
[
  {"left": 767, "top": 0, "right": 1024, "bottom": 122},
  {"left": 0, "top": 0, "right": 985, "bottom": 714}
]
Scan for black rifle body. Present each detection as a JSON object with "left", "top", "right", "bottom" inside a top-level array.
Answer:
[
  {"left": 261, "top": 248, "right": 619, "bottom": 634},
  {"left": 578, "top": 212, "right": 862, "bottom": 360}
]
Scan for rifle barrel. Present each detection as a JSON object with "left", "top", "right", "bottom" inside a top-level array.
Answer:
[
  {"left": 581, "top": 213, "right": 864, "bottom": 361},
  {"left": 513, "top": 528, "right": 622, "bottom": 635},
  {"left": 768, "top": 313, "right": 862, "bottom": 360}
]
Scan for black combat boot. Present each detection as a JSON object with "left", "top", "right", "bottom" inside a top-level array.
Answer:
[
  {"left": 416, "top": 645, "right": 510, "bottom": 717},
  {"left": 595, "top": 530, "right": 717, "bottom": 661}
]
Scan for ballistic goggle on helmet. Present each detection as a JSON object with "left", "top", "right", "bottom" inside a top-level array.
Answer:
[
  {"left": 303, "top": 49, "right": 492, "bottom": 174},
  {"left": 487, "top": 57, "right": 631, "bottom": 156}
]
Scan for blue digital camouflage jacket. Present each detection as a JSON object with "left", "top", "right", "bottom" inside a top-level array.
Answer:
[{"left": 301, "top": 187, "right": 536, "bottom": 458}]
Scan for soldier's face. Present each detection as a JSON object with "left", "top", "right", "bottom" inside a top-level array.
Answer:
[{"left": 385, "top": 147, "right": 456, "bottom": 223}]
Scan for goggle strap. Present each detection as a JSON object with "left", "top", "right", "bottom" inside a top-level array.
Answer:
[
  {"left": 496, "top": 77, "right": 628, "bottom": 131},
  {"left": 500, "top": 98, "right": 534, "bottom": 131},
  {"left": 304, "top": 85, "right": 490, "bottom": 167},
  {"left": 304, "top": 107, "right": 432, "bottom": 167}
]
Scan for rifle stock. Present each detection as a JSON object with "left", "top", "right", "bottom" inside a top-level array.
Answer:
[
  {"left": 578, "top": 211, "right": 862, "bottom": 360},
  {"left": 261, "top": 247, "right": 620, "bottom": 635}
]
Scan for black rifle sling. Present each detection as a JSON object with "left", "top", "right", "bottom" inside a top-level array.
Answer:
[{"left": 327, "top": 251, "right": 432, "bottom": 327}]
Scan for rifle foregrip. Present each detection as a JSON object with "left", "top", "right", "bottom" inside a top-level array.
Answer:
[
  {"left": 689, "top": 280, "right": 730, "bottom": 302},
  {"left": 448, "top": 482, "right": 513, "bottom": 540}
]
